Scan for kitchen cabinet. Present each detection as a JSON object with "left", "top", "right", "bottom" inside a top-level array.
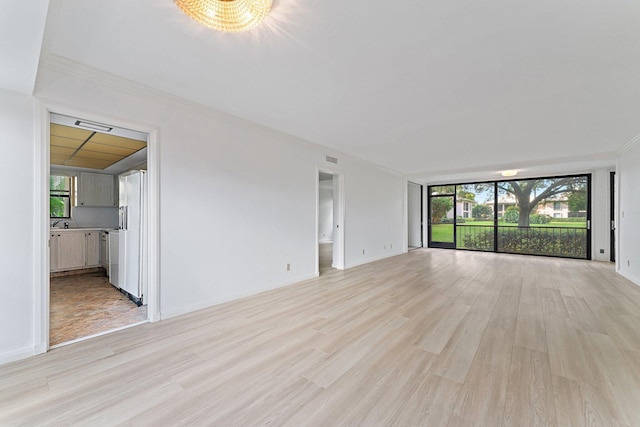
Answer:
[
  {"left": 100, "top": 231, "right": 109, "bottom": 270},
  {"left": 86, "top": 231, "right": 100, "bottom": 267},
  {"left": 54, "top": 231, "right": 85, "bottom": 270},
  {"left": 77, "top": 172, "right": 116, "bottom": 207},
  {"left": 50, "top": 229, "right": 102, "bottom": 272}
]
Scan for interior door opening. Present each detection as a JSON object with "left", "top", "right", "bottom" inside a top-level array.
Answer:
[
  {"left": 317, "top": 169, "right": 345, "bottom": 275},
  {"left": 48, "top": 112, "right": 150, "bottom": 348}
]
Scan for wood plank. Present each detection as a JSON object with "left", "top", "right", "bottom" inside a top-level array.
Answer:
[
  {"left": 503, "top": 346, "right": 557, "bottom": 427},
  {"left": 515, "top": 301, "right": 548, "bottom": 353}
]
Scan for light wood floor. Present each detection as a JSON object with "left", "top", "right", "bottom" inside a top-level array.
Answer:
[
  {"left": 3, "top": 249, "right": 640, "bottom": 426},
  {"left": 50, "top": 272, "right": 148, "bottom": 346}
]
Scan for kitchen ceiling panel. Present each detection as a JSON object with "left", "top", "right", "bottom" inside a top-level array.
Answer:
[
  {"left": 74, "top": 149, "right": 124, "bottom": 162},
  {"left": 50, "top": 146, "right": 76, "bottom": 157},
  {"left": 89, "top": 133, "right": 146, "bottom": 150},
  {"left": 80, "top": 142, "right": 138, "bottom": 156},
  {"left": 62, "top": 157, "right": 115, "bottom": 170},
  {"left": 50, "top": 135, "right": 85, "bottom": 149},
  {"left": 49, "top": 123, "right": 147, "bottom": 170},
  {"left": 50, "top": 123, "right": 93, "bottom": 141}
]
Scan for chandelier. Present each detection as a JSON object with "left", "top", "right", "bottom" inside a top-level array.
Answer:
[{"left": 174, "top": 0, "right": 273, "bottom": 33}]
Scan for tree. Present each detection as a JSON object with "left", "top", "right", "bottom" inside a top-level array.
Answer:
[
  {"left": 472, "top": 204, "right": 492, "bottom": 220},
  {"left": 503, "top": 206, "right": 520, "bottom": 223},
  {"left": 431, "top": 197, "right": 453, "bottom": 223},
  {"left": 475, "top": 177, "right": 586, "bottom": 227},
  {"left": 567, "top": 191, "right": 587, "bottom": 212}
]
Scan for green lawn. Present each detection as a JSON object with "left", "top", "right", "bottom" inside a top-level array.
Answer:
[{"left": 431, "top": 224, "right": 454, "bottom": 242}]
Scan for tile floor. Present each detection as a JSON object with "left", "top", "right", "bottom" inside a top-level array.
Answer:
[{"left": 49, "top": 271, "right": 147, "bottom": 346}]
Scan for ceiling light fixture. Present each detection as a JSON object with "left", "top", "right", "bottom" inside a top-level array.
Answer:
[
  {"left": 501, "top": 170, "right": 518, "bottom": 177},
  {"left": 174, "top": 0, "right": 272, "bottom": 33}
]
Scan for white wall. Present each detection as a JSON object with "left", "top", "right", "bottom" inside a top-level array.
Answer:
[
  {"left": 0, "top": 89, "right": 36, "bottom": 363},
  {"left": 618, "top": 143, "right": 640, "bottom": 285},
  {"left": 343, "top": 161, "right": 404, "bottom": 267},
  {"left": 407, "top": 182, "right": 422, "bottom": 248},
  {"left": 318, "top": 180, "right": 333, "bottom": 242},
  {"left": 67, "top": 207, "right": 118, "bottom": 229},
  {"left": 592, "top": 168, "right": 613, "bottom": 262},
  {"left": 24, "top": 62, "right": 404, "bottom": 329}
]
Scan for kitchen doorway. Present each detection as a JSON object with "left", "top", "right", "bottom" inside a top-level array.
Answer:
[
  {"left": 38, "top": 106, "right": 159, "bottom": 351},
  {"left": 317, "top": 169, "right": 345, "bottom": 275}
]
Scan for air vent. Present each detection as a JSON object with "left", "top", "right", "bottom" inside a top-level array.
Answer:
[{"left": 325, "top": 155, "right": 338, "bottom": 164}]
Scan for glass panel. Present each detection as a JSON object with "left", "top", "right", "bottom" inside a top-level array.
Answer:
[
  {"left": 430, "top": 195, "right": 454, "bottom": 243},
  {"left": 455, "top": 183, "right": 495, "bottom": 251},
  {"left": 50, "top": 175, "right": 72, "bottom": 218},
  {"left": 50, "top": 196, "right": 70, "bottom": 218},
  {"left": 430, "top": 185, "right": 455, "bottom": 195},
  {"left": 496, "top": 176, "right": 588, "bottom": 258}
]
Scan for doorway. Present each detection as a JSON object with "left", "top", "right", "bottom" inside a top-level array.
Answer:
[
  {"left": 407, "top": 182, "right": 423, "bottom": 250},
  {"left": 610, "top": 171, "right": 616, "bottom": 262},
  {"left": 317, "top": 169, "right": 345, "bottom": 275},
  {"left": 39, "top": 107, "right": 158, "bottom": 351}
]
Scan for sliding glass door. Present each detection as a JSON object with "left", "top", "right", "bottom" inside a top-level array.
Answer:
[
  {"left": 428, "top": 186, "right": 455, "bottom": 248},
  {"left": 428, "top": 174, "right": 591, "bottom": 259}
]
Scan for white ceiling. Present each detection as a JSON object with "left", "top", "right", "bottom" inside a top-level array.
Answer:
[
  {"left": 8, "top": 0, "right": 640, "bottom": 180},
  {"left": 0, "top": 0, "right": 49, "bottom": 94}
]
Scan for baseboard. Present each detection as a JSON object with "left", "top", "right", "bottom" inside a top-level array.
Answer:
[
  {"left": 160, "top": 272, "right": 319, "bottom": 320},
  {"left": 619, "top": 269, "right": 640, "bottom": 288},
  {"left": 319, "top": 239, "right": 333, "bottom": 244},
  {"left": 345, "top": 251, "right": 404, "bottom": 269},
  {"left": 0, "top": 346, "right": 34, "bottom": 366}
]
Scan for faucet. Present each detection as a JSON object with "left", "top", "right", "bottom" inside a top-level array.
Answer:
[{"left": 51, "top": 220, "right": 62, "bottom": 228}]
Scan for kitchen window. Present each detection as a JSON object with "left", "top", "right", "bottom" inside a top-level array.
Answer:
[{"left": 50, "top": 175, "right": 74, "bottom": 218}]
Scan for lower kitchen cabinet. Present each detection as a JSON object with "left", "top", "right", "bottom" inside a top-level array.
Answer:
[
  {"left": 50, "top": 230, "right": 102, "bottom": 272},
  {"left": 86, "top": 231, "right": 100, "bottom": 267}
]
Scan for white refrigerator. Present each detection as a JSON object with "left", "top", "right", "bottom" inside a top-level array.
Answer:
[{"left": 115, "top": 170, "right": 147, "bottom": 305}]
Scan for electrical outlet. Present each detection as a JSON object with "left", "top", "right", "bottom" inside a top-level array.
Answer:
[
  {"left": 287, "top": 263, "right": 291, "bottom": 271},
  {"left": 628, "top": 260, "right": 631, "bottom": 267},
  {"left": 384, "top": 245, "right": 386, "bottom": 250},
  {"left": 600, "top": 249, "right": 605, "bottom": 254},
  {"left": 362, "top": 249, "right": 365, "bottom": 255},
  {"left": 390, "top": 244, "right": 392, "bottom": 249}
]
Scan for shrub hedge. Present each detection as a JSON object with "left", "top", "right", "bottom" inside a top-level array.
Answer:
[{"left": 461, "top": 228, "right": 586, "bottom": 258}]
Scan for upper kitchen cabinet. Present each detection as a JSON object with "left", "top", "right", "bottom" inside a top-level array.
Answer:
[{"left": 77, "top": 172, "right": 116, "bottom": 207}]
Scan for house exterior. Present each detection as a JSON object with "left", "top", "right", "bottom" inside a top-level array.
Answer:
[{"left": 457, "top": 198, "right": 476, "bottom": 219}]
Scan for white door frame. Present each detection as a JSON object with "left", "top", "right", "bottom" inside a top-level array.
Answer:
[
  {"left": 316, "top": 167, "right": 345, "bottom": 274},
  {"left": 34, "top": 101, "right": 160, "bottom": 354}
]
